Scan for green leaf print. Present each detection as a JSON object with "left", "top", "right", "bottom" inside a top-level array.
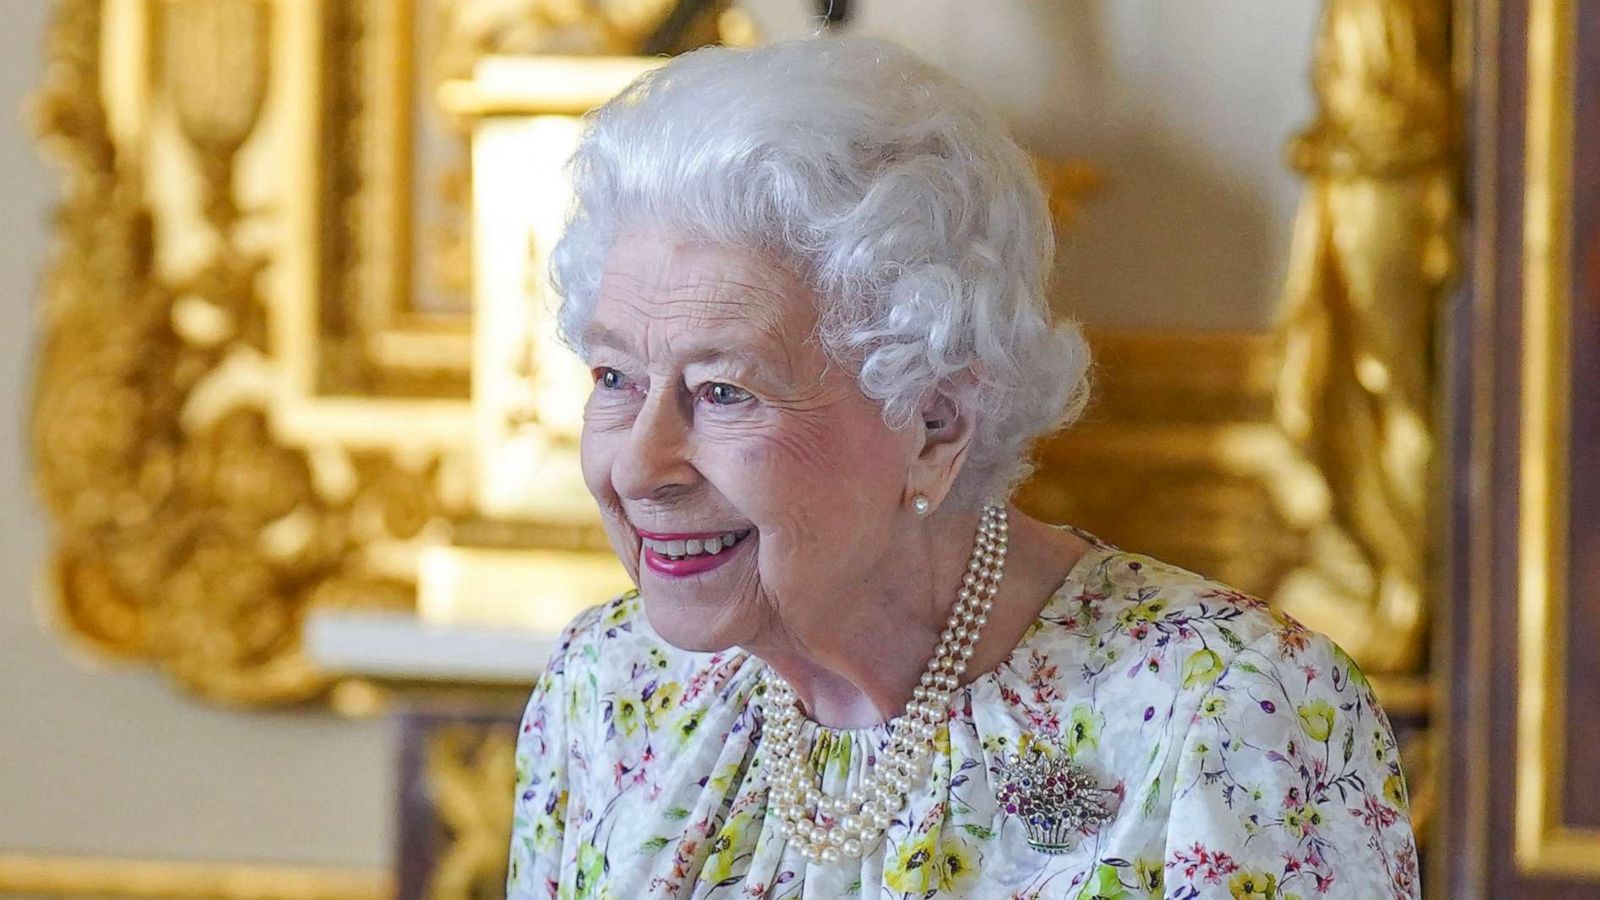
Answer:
[
  {"left": 1075, "top": 863, "right": 1134, "bottom": 900},
  {"left": 1142, "top": 777, "right": 1162, "bottom": 816}
]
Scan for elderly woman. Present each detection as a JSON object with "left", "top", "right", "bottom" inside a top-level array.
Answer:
[{"left": 508, "top": 36, "right": 1418, "bottom": 899}]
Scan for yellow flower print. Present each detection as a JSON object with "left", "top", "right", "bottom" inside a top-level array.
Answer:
[
  {"left": 1182, "top": 649, "right": 1225, "bottom": 689},
  {"left": 935, "top": 840, "right": 978, "bottom": 893},
  {"left": 573, "top": 842, "right": 606, "bottom": 900},
  {"left": 1282, "top": 804, "right": 1304, "bottom": 835},
  {"left": 644, "top": 681, "right": 682, "bottom": 728},
  {"left": 1228, "top": 869, "right": 1277, "bottom": 899},
  {"left": 701, "top": 813, "right": 751, "bottom": 885},
  {"left": 670, "top": 709, "right": 705, "bottom": 749},
  {"left": 605, "top": 599, "right": 633, "bottom": 628},
  {"left": 530, "top": 789, "right": 568, "bottom": 853},
  {"left": 816, "top": 730, "right": 854, "bottom": 779},
  {"left": 1199, "top": 695, "right": 1227, "bottom": 719},
  {"left": 705, "top": 759, "right": 744, "bottom": 794},
  {"left": 1285, "top": 803, "right": 1325, "bottom": 838},
  {"left": 1133, "top": 857, "right": 1165, "bottom": 894},
  {"left": 614, "top": 695, "right": 642, "bottom": 737},
  {"left": 1384, "top": 773, "right": 1409, "bottom": 809},
  {"left": 1116, "top": 597, "right": 1168, "bottom": 628},
  {"left": 1296, "top": 699, "right": 1336, "bottom": 742},
  {"left": 885, "top": 834, "right": 978, "bottom": 894},
  {"left": 1066, "top": 704, "right": 1102, "bottom": 755},
  {"left": 884, "top": 835, "right": 937, "bottom": 893}
]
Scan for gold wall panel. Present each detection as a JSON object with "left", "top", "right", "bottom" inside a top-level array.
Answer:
[{"left": 1513, "top": 0, "right": 1600, "bottom": 877}]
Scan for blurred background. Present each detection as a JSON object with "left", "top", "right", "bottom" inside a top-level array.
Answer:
[{"left": 1, "top": 1, "right": 1593, "bottom": 898}]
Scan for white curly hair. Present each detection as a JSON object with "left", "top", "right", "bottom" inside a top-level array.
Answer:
[{"left": 549, "top": 35, "right": 1092, "bottom": 506}]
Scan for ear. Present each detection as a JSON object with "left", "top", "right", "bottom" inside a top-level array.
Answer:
[{"left": 904, "top": 377, "right": 978, "bottom": 513}]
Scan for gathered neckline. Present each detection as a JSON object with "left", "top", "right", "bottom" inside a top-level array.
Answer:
[{"left": 746, "top": 522, "right": 1118, "bottom": 741}]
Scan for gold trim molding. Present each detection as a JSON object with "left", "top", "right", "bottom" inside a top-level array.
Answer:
[
  {"left": 0, "top": 853, "right": 387, "bottom": 900},
  {"left": 1513, "top": 0, "right": 1600, "bottom": 877}
]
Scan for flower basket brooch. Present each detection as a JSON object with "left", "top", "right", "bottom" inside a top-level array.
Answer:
[{"left": 993, "top": 735, "right": 1118, "bottom": 854}]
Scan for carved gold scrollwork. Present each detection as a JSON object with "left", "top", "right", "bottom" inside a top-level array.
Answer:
[
  {"left": 29, "top": 0, "right": 458, "bottom": 703},
  {"left": 423, "top": 725, "right": 518, "bottom": 900}
]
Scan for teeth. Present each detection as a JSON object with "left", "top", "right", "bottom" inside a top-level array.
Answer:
[{"left": 642, "top": 529, "right": 749, "bottom": 560}]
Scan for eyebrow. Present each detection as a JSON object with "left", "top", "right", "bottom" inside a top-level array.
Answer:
[{"left": 579, "top": 321, "right": 789, "bottom": 381}]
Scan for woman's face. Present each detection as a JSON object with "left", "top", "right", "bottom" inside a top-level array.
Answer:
[{"left": 578, "top": 225, "right": 919, "bottom": 653}]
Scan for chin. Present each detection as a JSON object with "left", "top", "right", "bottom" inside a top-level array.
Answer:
[{"left": 640, "top": 595, "right": 741, "bottom": 653}]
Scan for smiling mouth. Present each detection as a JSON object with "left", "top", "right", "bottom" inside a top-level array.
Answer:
[{"left": 639, "top": 529, "right": 752, "bottom": 562}]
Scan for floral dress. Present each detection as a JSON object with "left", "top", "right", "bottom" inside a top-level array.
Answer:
[{"left": 508, "top": 527, "right": 1419, "bottom": 899}]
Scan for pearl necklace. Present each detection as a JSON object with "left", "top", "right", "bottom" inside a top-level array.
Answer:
[{"left": 758, "top": 504, "right": 1008, "bottom": 862}]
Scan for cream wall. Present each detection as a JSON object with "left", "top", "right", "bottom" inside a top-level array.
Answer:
[
  {"left": 0, "top": 0, "right": 1315, "bottom": 875},
  {"left": 0, "top": 2, "right": 393, "bottom": 869},
  {"left": 741, "top": 0, "right": 1320, "bottom": 331}
]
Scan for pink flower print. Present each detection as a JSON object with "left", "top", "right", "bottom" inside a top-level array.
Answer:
[
  {"left": 1353, "top": 794, "right": 1400, "bottom": 828},
  {"left": 1278, "top": 624, "right": 1311, "bottom": 654},
  {"left": 1170, "top": 843, "right": 1241, "bottom": 884},
  {"left": 1025, "top": 709, "right": 1061, "bottom": 732}
]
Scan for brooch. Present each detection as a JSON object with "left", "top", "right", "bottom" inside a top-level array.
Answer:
[{"left": 993, "top": 736, "right": 1117, "bottom": 854}]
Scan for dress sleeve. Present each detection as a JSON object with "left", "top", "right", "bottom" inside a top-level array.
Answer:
[
  {"left": 1162, "top": 626, "right": 1421, "bottom": 899},
  {"left": 507, "top": 614, "right": 587, "bottom": 900}
]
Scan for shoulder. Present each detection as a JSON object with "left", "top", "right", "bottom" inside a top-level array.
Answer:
[
  {"left": 1063, "top": 545, "right": 1313, "bottom": 678},
  {"left": 541, "top": 587, "right": 655, "bottom": 674},
  {"left": 994, "top": 543, "right": 1346, "bottom": 737},
  {"left": 1016, "top": 542, "right": 1394, "bottom": 736},
  {"left": 527, "top": 587, "right": 757, "bottom": 738},
  {"left": 537, "top": 587, "right": 712, "bottom": 690}
]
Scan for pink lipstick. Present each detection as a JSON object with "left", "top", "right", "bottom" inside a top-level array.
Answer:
[{"left": 639, "top": 528, "right": 752, "bottom": 578}]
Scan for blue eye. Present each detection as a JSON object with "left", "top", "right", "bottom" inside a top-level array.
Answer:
[
  {"left": 594, "top": 367, "right": 627, "bottom": 390},
  {"left": 704, "top": 383, "right": 753, "bottom": 406}
]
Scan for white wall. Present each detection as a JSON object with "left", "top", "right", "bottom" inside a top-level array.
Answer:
[
  {"left": 740, "top": 0, "right": 1320, "bottom": 331},
  {"left": 0, "top": 2, "right": 393, "bottom": 868}
]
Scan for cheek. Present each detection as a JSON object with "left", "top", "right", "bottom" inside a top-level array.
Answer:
[
  {"left": 579, "top": 419, "right": 623, "bottom": 502},
  {"left": 719, "top": 408, "right": 903, "bottom": 533}
]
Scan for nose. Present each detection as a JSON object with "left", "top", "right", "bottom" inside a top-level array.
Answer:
[{"left": 611, "top": 383, "right": 699, "bottom": 502}]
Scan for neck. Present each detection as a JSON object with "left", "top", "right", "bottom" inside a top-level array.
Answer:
[{"left": 748, "top": 505, "right": 1089, "bottom": 729}]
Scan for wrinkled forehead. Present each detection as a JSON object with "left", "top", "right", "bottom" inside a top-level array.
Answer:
[{"left": 583, "top": 230, "right": 819, "bottom": 355}]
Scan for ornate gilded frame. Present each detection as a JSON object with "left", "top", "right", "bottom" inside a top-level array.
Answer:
[{"left": 1512, "top": 0, "right": 1600, "bottom": 876}]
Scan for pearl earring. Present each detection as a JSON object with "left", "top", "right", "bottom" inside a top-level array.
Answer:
[{"left": 911, "top": 493, "right": 931, "bottom": 516}]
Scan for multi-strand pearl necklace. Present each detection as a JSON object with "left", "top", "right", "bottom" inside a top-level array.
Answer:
[{"left": 758, "top": 504, "right": 1009, "bottom": 862}]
